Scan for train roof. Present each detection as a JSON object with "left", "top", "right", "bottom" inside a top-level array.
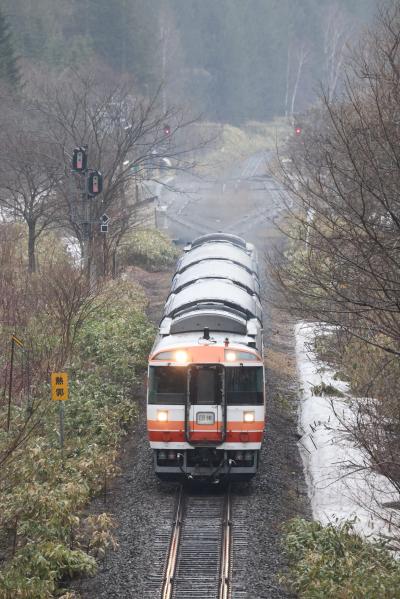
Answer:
[
  {"left": 164, "top": 279, "right": 262, "bottom": 322},
  {"left": 154, "top": 233, "right": 263, "bottom": 352},
  {"left": 177, "top": 242, "right": 258, "bottom": 275},
  {"left": 187, "top": 233, "right": 250, "bottom": 250},
  {"left": 160, "top": 308, "right": 260, "bottom": 337},
  {"left": 171, "top": 260, "right": 260, "bottom": 296}
]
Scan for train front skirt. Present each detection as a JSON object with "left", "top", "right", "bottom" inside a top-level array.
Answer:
[{"left": 154, "top": 447, "right": 259, "bottom": 481}]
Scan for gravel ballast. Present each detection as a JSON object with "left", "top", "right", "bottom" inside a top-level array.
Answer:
[{"left": 72, "top": 164, "right": 310, "bottom": 599}]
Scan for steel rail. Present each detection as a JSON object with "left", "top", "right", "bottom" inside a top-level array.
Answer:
[
  {"left": 161, "top": 485, "right": 184, "bottom": 599},
  {"left": 159, "top": 487, "right": 233, "bottom": 599},
  {"left": 218, "top": 486, "right": 232, "bottom": 599}
]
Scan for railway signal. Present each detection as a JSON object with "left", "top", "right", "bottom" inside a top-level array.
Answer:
[
  {"left": 295, "top": 126, "right": 302, "bottom": 136},
  {"left": 71, "top": 144, "right": 104, "bottom": 283},
  {"left": 72, "top": 147, "right": 87, "bottom": 172},
  {"left": 88, "top": 170, "right": 103, "bottom": 196},
  {"left": 163, "top": 123, "right": 171, "bottom": 135}
]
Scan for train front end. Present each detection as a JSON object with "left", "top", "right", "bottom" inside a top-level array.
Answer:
[{"left": 148, "top": 341, "right": 265, "bottom": 481}]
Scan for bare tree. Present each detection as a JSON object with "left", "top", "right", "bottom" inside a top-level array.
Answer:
[
  {"left": 271, "top": 2, "right": 400, "bottom": 539},
  {"left": 158, "top": 3, "right": 186, "bottom": 112},
  {"left": 0, "top": 100, "right": 62, "bottom": 272},
  {"left": 285, "top": 38, "right": 311, "bottom": 118},
  {"left": 0, "top": 252, "right": 109, "bottom": 485},
  {"left": 322, "top": 3, "right": 354, "bottom": 102},
  {"left": 28, "top": 63, "right": 202, "bottom": 279},
  {"left": 274, "top": 5, "right": 400, "bottom": 355}
]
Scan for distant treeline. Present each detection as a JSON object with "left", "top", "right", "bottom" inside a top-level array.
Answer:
[{"left": 3, "top": 0, "right": 376, "bottom": 123}]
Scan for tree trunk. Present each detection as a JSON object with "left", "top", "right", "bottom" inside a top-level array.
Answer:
[
  {"left": 284, "top": 43, "right": 291, "bottom": 117},
  {"left": 28, "top": 220, "right": 36, "bottom": 273},
  {"left": 290, "top": 46, "right": 308, "bottom": 117},
  {"left": 112, "top": 251, "right": 117, "bottom": 279}
]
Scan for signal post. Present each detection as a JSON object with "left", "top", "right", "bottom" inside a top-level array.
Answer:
[{"left": 71, "top": 146, "right": 103, "bottom": 284}]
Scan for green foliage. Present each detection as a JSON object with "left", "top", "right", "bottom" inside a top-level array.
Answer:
[
  {"left": 117, "top": 228, "right": 180, "bottom": 271},
  {"left": 0, "top": 543, "right": 96, "bottom": 599},
  {"left": 282, "top": 517, "right": 400, "bottom": 598},
  {"left": 0, "top": 8, "right": 20, "bottom": 87},
  {"left": 0, "top": 279, "right": 155, "bottom": 597}
]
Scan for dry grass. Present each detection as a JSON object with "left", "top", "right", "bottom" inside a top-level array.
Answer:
[
  {"left": 266, "top": 346, "right": 296, "bottom": 379},
  {"left": 125, "top": 266, "right": 174, "bottom": 324},
  {"left": 197, "top": 118, "right": 290, "bottom": 176},
  {"left": 265, "top": 307, "right": 297, "bottom": 379}
]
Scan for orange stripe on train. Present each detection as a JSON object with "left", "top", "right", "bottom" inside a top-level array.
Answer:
[
  {"left": 148, "top": 419, "right": 264, "bottom": 431},
  {"left": 150, "top": 345, "right": 261, "bottom": 363},
  {"left": 148, "top": 431, "right": 264, "bottom": 442}
]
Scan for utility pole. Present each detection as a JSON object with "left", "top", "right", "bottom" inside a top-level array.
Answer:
[
  {"left": 71, "top": 146, "right": 103, "bottom": 285},
  {"left": 6, "top": 334, "right": 24, "bottom": 432},
  {"left": 82, "top": 150, "right": 91, "bottom": 282},
  {"left": 7, "top": 336, "right": 15, "bottom": 432}
]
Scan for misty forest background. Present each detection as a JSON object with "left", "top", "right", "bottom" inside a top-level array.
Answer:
[
  {"left": 3, "top": 0, "right": 376, "bottom": 123},
  {"left": 4, "top": 1, "right": 400, "bottom": 598}
]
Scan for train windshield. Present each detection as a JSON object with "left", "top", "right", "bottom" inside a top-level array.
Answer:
[
  {"left": 189, "top": 365, "right": 223, "bottom": 405},
  {"left": 148, "top": 366, "right": 187, "bottom": 404},
  {"left": 225, "top": 366, "right": 264, "bottom": 405},
  {"left": 149, "top": 365, "right": 264, "bottom": 405}
]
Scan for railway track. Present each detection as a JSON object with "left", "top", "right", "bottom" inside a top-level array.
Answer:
[
  {"left": 167, "top": 199, "right": 277, "bottom": 240},
  {"left": 159, "top": 485, "right": 235, "bottom": 599},
  {"left": 144, "top": 159, "right": 277, "bottom": 599},
  {"left": 163, "top": 176, "right": 286, "bottom": 240}
]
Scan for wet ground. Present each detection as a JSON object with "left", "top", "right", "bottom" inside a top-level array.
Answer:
[{"left": 72, "top": 153, "right": 310, "bottom": 598}]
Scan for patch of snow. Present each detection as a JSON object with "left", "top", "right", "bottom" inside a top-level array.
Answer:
[
  {"left": 63, "top": 237, "right": 82, "bottom": 264},
  {"left": 295, "top": 321, "right": 398, "bottom": 540}
]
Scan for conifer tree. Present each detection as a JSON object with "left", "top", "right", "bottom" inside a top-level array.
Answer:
[{"left": 0, "top": 8, "right": 20, "bottom": 87}]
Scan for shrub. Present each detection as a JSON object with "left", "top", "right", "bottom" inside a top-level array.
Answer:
[
  {"left": 0, "top": 543, "right": 96, "bottom": 599},
  {"left": 0, "top": 279, "right": 155, "bottom": 597},
  {"left": 282, "top": 517, "right": 400, "bottom": 598},
  {"left": 117, "top": 228, "right": 179, "bottom": 271},
  {"left": 311, "top": 381, "right": 344, "bottom": 397}
]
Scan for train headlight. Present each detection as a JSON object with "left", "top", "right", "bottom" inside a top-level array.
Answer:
[
  {"left": 225, "top": 351, "right": 236, "bottom": 362},
  {"left": 243, "top": 411, "right": 255, "bottom": 423},
  {"left": 157, "top": 410, "right": 168, "bottom": 422},
  {"left": 174, "top": 350, "right": 188, "bottom": 364}
]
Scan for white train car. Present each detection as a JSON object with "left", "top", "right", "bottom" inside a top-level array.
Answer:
[{"left": 147, "top": 233, "right": 265, "bottom": 481}]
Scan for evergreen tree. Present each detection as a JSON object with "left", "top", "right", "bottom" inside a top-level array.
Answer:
[
  {"left": 0, "top": 0, "right": 379, "bottom": 121},
  {"left": 0, "top": 8, "right": 20, "bottom": 86}
]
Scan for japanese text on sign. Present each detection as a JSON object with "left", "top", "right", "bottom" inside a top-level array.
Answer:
[{"left": 51, "top": 372, "right": 69, "bottom": 401}]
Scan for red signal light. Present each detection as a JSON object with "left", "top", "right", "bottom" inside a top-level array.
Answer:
[
  {"left": 88, "top": 170, "right": 103, "bottom": 196},
  {"left": 163, "top": 124, "right": 171, "bottom": 135},
  {"left": 295, "top": 126, "right": 302, "bottom": 136},
  {"left": 72, "top": 147, "right": 87, "bottom": 172}
]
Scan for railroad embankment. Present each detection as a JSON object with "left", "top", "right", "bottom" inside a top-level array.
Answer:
[{"left": 0, "top": 226, "right": 177, "bottom": 598}]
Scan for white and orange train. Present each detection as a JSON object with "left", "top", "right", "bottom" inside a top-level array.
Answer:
[{"left": 147, "top": 233, "right": 265, "bottom": 481}]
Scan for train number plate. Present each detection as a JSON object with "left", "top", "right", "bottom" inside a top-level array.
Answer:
[{"left": 196, "top": 412, "right": 215, "bottom": 425}]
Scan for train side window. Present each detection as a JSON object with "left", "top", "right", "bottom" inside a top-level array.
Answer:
[
  {"left": 148, "top": 366, "right": 187, "bottom": 404},
  {"left": 225, "top": 366, "right": 264, "bottom": 405}
]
